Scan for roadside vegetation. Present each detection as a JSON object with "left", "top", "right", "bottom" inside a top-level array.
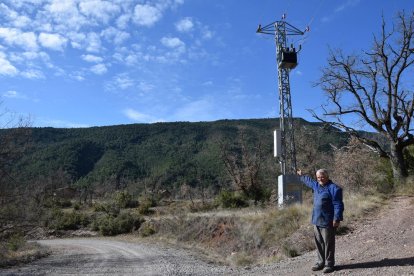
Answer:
[
  {"left": 0, "top": 234, "right": 48, "bottom": 268},
  {"left": 1, "top": 125, "right": 413, "bottom": 268}
]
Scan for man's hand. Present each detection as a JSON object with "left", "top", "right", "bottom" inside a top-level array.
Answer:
[
  {"left": 297, "top": 169, "right": 303, "bottom": 176},
  {"left": 333, "top": 221, "right": 340, "bottom": 228}
]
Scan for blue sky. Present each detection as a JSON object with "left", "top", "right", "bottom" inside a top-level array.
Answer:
[{"left": 0, "top": 0, "right": 412, "bottom": 128}]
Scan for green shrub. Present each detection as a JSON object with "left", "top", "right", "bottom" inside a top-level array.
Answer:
[
  {"left": 96, "top": 216, "right": 117, "bottom": 236},
  {"left": 93, "top": 202, "right": 120, "bottom": 216},
  {"left": 137, "top": 197, "right": 156, "bottom": 215},
  {"left": 57, "top": 199, "right": 72, "bottom": 208},
  {"left": 139, "top": 221, "right": 156, "bottom": 237},
  {"left": 6, "top": 233, "right": 25, "bottom": 251},
  {"left": 187, "top": 201, "right": 217, "bottom": 212},
  {"left": 246, "top": 186, "right": 271, "bottom": 205},
  {"left": 215, "top": 190, "right": 248, "bottom": 208},
  {"left": 92, "top": 212, "right": 144, "bottom": 236},
  {"left": 394, "top": 175, "right": 414, "bottom": 196},
  {"left": 48, "top": 209, "right": 89, "bottom": 230},
  {"left": 116, "top": 212, "right": 140, "bottom": 233},
  {"left": 282, "top": 243, "right": 299, "bottom": 257},
  {"left": 73, "top": 202, "right": 81, "bottom": 210},
  {"left": 42, "top": 198, "right": 72, "bottom": 208},
  {"left": 375, "top": 158, "right": 394, "bottom": 193},
  {"left": 93, "top": 202, "right": 106, "bottom": 212},
  {"left": 114, "top": 191, "right": 138, "bottom": 208}
]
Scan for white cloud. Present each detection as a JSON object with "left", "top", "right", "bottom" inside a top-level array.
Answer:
[
  {"left": 2, "top": 90, "right": 28, "bottom": 99},
  {"left": 90, "top": 63, "right": 107, "bottom": 74},
  {"left": 161, "top": 36, "right": 185, "bottom": 49},
  {"left": 160, "top": 36, "right": 186, "bottom": 60},
  {"left": 38, "top": 32, "right": 67, "bottom": 51},
  {"left": 85, "top": 32, "right": 102, "bottom": 52},
  {"left": 0, "top": 52, "right": 18, "bottom": 76},
  {"left": 123, "top": 108, "right": 162, "bottom": 123},
  {"left": 79, "top": 0, "right": 120, "bottom": 23},
  {"left": 138, "top": 81, "right": 154, "bottom": 94},
  {"left": 173, "top": 98, "right": 218, "bottom": 122},
  {"left": 116, "top": 14, "right": 131, "bottom": 29},
  {"left": 176, "top": 17, "right": 194, "bottom": 32},
  {"left": 8, "top": 51, "right": 52, "bottom": 71},
  {"left": 105, "top": 73, "right": 135, "bottom": 90},
  {"left": 0, "top": 3, "right": 31, "bottom": 28},
  {"left": 21, "top": 51, "right": 50, "bottom": 61},
  {"left": 37, "top": 118, "right": 90, "bottom": 128},
  {"left": 43, "top": 0, "right": 89, "bottom": 32},
  {"left": 82, "top": 54, "right": 103, "bottom": 63},
  {"left": 67, "top": 31, "right": 86, "bottom": 49},
  {"left": 70, "top": 72, "right": 86, "bottom": 81},
  {"left": 201, "top": 26, "right": 213, "bottom": 40},
  {"left": 0, "top": 27, "right": 38, "bottom": 50},
  {"left": 116, "top": 75, "right": 135, "bottom": 89},
  {"left": 101, "top": 27, "right": 130, "bottom": 45},
  {"left": 124, "top": 54, "right": 139, "bottom": 65},
  {"left": 132, "top": 4, "right": 162, "bottom": 27},
  {"left": 335, "top": 0, "right": 361, "bottom": 12},
  {"left": 0, "top": 0, "right": 191, "bottom": 81},
  {"left": 21, "top": 69, "right": 45, "bottom": 79},
  {"left": 46, "top": 0, "right": 76, "bottom": 14}
]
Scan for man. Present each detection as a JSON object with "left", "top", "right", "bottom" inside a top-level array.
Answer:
[{"left": 297, "top": 169, "right": 344, "bottom": 274}]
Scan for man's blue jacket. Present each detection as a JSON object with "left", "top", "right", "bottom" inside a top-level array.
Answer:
[{"left": 299, "top": 175, "right": 344, "bottom": 228}]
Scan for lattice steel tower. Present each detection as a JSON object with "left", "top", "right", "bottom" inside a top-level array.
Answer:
[{"left": 257, "top": 19, "right": 304, "bottom": 175}]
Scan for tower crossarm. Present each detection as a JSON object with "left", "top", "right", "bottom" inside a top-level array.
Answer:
[{"left": 256, "top": 21, "right": 304, "bottom": 36}]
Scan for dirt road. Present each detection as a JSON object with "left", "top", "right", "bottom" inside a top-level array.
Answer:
[
  {"left": 0, "top": 239, "right": 237, "bottom": 275},
  {"left": 1, "top": 196, "right": 413, "bottom": 275}
]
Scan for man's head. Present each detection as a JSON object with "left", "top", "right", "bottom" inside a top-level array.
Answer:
[{"left": 316, "top": 169, "right": 329, "bottom": 186}]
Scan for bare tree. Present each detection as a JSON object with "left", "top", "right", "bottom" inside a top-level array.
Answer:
[
  {"left": 220, "top": 128, "right": 263, "bottom": 202},
  {"left": 0, "top": 103, "right": 32, "bottom": 234},
  {"left": 332, "top": 137, "right": 384, "bottom": 192},
  {"left": 295, "top": 124, "right": 335, "bottom": 174},
  {"left": 313, "top": 11, "right": 414, "bottom": 181},
  {"left": 0, "top": 113, "right": 31, "bottom": 183}
]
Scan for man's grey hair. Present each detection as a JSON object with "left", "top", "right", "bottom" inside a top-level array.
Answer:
[{"left": 316, "top": 169, "right": 329, "bottom": 177}]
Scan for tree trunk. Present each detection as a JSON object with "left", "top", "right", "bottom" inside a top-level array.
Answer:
[{"left": 389, "top": 143, "right": 408, "bottom": 181}]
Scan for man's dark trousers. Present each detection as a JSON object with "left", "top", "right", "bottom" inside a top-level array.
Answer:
[{"left": 313, "top": 225, "right": 335, "bottom": 267}]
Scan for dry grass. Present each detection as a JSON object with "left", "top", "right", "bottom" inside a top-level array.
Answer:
[
  {"left": 343, "top": 192, "right": 387, "bottom": 222},
  {"left": 394, "top": 176, "right": 414, "bottom": 196},
  {"left": 0, "top": 239, "right": 49, "bottom": 268},
  {"left": 143, "top": 203, "right": 312, "bottom": 266},
  {"left": 143, "top": 190, "right": 391, "bottom": 266}
]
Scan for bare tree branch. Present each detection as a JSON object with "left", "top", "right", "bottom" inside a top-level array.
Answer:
[{"left": 313, "top": 11, "right": 414, "bottom": 180}]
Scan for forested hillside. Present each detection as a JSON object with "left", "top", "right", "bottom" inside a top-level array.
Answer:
[{"left": 6, "top": 118, "right": 349, "bottom": 200}]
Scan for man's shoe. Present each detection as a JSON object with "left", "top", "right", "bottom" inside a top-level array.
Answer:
[
  {"left": 311, "top": 263, "right": 324, "bottom": 271},
  {"left": 323, "top": 266, "right": 334, "bottom": 273}
]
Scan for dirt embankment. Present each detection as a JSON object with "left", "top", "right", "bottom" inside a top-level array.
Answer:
[{"left": 1, "top": 196, "right": 413, "bottom": 276}]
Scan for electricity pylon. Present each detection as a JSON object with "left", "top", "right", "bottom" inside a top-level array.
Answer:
[{"left": 257, "top": 19, "right": 304, "bottom": 175}]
